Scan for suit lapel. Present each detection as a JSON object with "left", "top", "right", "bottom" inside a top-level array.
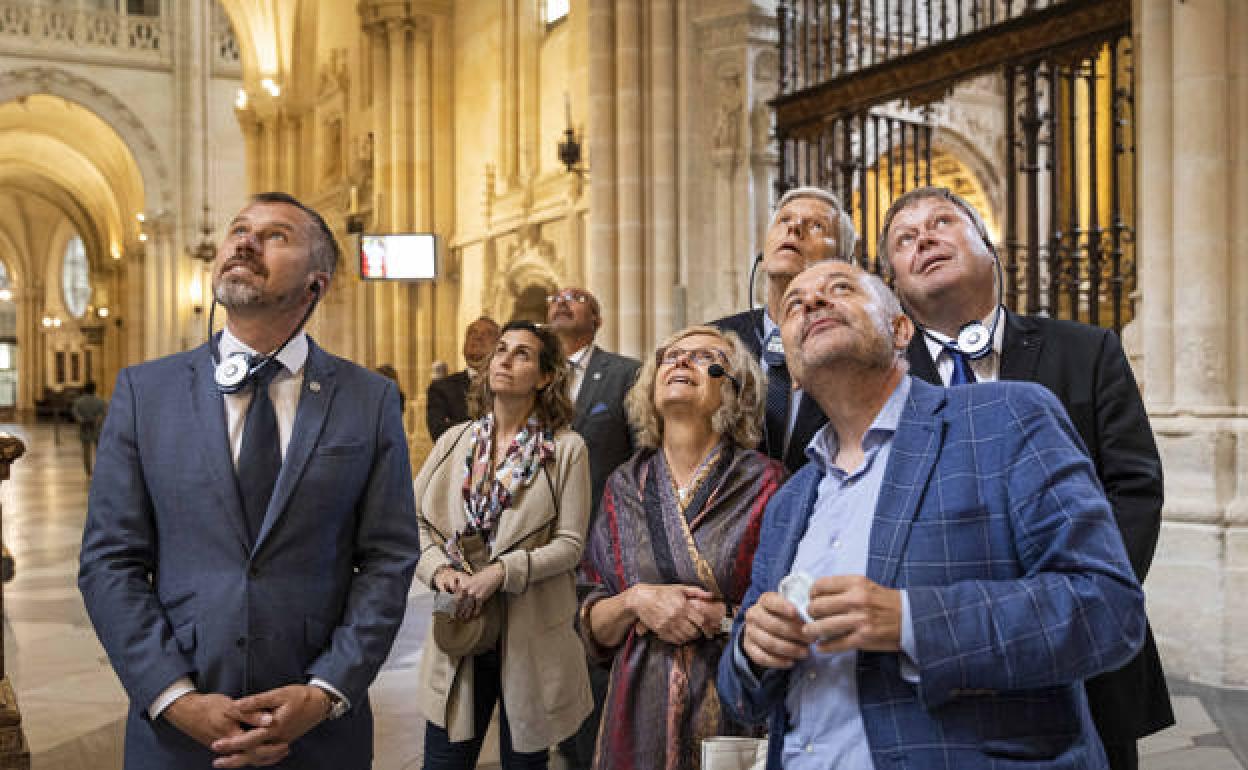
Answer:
[
  {"left": 252, "top": 340, "right": 335, "bottom": 554},
  {"left": 573, "top": 349, "right": 606, "bottom": 430},
  {"left": 906, "top": 334, "right": 941, "bottom": 385},
  {"left": 999, "top": 309, "right": 1044, "bottom": 382},
  {"left": 773, "top": 468, "right": 823, "bottom": 580},
  {"left": 784, "top": 395, "right": 826, "bottom": 470},
  {"left": 189, "top": 342, "right": 250, "bottom": 551},
  {"left": 868, "top": 380, "right": 945, "bottom": 587}
]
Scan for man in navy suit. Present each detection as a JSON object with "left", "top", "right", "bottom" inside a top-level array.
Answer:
[
  {"left": 79, "top": 192, "right": 420, "bottom": 769},
  {"left": 718, "top": 260, "right": 1146, "bottom": 769},
  {"left": 879, "top": 186, "right": 1173, "bottom": 769},
  {"left": 711, "top": 186, "right": 856, "bottom": 472}
]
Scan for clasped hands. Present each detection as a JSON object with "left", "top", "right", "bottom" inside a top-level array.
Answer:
[
  {"left": 433, "top": 562, "right": 505, "bottom": 619},
  {"left": 163, "top": 684, "right": 331, "bottom": 768},
  {"left": 741, "top": 575, "right": 902, "bottom": 670},
  {"left": 627, "top": 584, "right": 726, "bottom": 645}
]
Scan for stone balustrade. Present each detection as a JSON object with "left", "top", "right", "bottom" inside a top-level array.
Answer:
[{"left": 0, "top": 1, "right": 166, "bottom": 66}]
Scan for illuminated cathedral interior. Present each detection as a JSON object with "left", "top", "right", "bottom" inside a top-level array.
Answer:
[{"left": 0, "top": 0, "right": 1244, "bottom": 767}]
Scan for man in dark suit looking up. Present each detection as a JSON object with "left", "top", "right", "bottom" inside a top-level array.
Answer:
[
  {"left": 878, "top": 185, "right": 1173, "bottom": 770},
  {"left": 425, "top": 316, "right": 500, "bottom": 440},
  {"left": 547, "top": 285, "right": 640, "bottom": 770},
  {"left": 546, "top": 287, "right": 640, "bottom": 517},
  {"left": 78, "top": 192, "right": 420, "bottom": 769},
  {"left": 712, "top": 186, "right": 856, "bottom": 472}
]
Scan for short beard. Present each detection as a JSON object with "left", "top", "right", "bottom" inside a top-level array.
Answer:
[{"left": 214, "top": 278, "right": 262, "bottom": 309}]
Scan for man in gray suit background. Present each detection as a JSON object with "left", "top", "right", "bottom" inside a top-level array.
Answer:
[
  {"left": 547, "top": 287, "right": 640, "bottom": 518},
  {"left": 79, "top": 192, "right": 420, "bottom": 769},
  {"left": 547, "top": 286, "right": 639, "bottom": 770}
]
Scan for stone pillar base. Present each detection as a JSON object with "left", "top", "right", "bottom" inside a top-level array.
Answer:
[
  {"left": 0, "top": 678, "right": 29, "bottom": 770},
  {"left": 1150, "top": 415, "right": 1248, "bottom": 689}
]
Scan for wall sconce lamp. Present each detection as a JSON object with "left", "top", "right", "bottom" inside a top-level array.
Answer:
[
  {"left": 97, "top": 306, "right": 110, "bottom": 319},
  {"left": 557, "top": 94, "right": 589, "bottom": 178},
  {"left": 0, "top": 289, "right": 12, "bottom": 302},
  {"left": 189, "top": 274, "right": 205, "bottom": 315},
  {"left": 345, "top": 185, "right": 364, "bottom": 234}
]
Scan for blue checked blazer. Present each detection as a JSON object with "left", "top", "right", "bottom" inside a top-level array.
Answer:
[{"left": 718, "top": 377, "right": 1146, "bottom": 770}]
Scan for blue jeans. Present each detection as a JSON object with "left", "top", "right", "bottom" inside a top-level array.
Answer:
[{"left": 422, "top": 649, "right": 549, "bottom": 770}]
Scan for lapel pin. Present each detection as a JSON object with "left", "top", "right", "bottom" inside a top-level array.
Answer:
[
  {"left": 309, "top": 381, "right": 322, "bottom": 393},
  {"left": 593, "top": 372, "right": 602, "bottom": 380}
]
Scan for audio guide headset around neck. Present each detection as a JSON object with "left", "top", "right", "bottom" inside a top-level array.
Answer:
[{"left": 208, "top": 279, "right": 323, "bottom": 394}]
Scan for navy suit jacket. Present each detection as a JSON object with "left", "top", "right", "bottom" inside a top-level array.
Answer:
[
  {"left": 571, "top": 347, "right": 640, "bottom": 519},
  {"left": 79, "top": 339, "right": 420, "bottom": 770},
  {"left": 907, "top": 310, "right": 1173, "bottom": 742},
  {"left": 718, "top": 378, "right": 1146, "bottom": 770},
  {"left": 710, "top": 308, "right": 827, "bottom": 472}
]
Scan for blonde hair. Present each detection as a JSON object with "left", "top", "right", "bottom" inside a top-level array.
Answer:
[{"left": 626, "top": 325, "right": 765, "bottom": 450}]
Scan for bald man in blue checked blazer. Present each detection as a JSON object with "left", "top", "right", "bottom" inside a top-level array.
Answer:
[{"left": 718, "top": 261, "right": 1145, "bottom": 770}]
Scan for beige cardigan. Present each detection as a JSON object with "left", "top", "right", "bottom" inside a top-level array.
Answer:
[{"left": 412, "top": 423, "right": 593, "bottom": 753}]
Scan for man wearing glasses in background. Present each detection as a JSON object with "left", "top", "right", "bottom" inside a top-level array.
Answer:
[{"left": 546, "top": 286, "right": 640, "bottom": 770}]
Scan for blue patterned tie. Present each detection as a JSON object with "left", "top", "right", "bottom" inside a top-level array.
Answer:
[
  {"left": 762, "top": 331, "right": 790, "bottom": 461},
  {"left": 237, "top": 359, "right": 283, "bottom": 544},
  {"left": 946, "top": 345, "right": 978, "bottom": 386}
]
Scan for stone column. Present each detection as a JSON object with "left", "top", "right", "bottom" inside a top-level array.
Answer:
[
  {"left": 649, "top": 0, "right": 678, "bottom": 343},
  {"left": 1170, "top": 0, "right": 1230, "bottom": 410},
  {"left": 588, "top": 0, "right": 619, "bottom": 348},
  {"left": 614, "top": 0, "right": 645, "bottom": 357},
  {"left": 1139, "top": 0, "right": 1248, "bottom": 687}
]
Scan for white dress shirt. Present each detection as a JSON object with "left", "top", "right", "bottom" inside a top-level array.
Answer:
[
  {"left": 919, "top": 306, "right": 1006, "bottom": 385},
  {"left": 150, "top": 328, "right": 347, "bottom": 718}
]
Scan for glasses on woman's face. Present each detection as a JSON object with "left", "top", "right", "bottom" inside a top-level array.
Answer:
[
  {"left": 655, "top": 346, "right": 729, "bottom": 369},
  {"left": 546, "top": 290, "right": 588, "bottom": 305}
]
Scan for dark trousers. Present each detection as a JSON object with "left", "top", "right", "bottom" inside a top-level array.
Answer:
[
  {"left": 558, "top": 659, "right": 607, "bottom": 770},
  {"left": 1103, "top": 741, "right": 1138, "bottom": 770},
  {"left": 422, "top": 649, "right": 548, "bottom": 770}
]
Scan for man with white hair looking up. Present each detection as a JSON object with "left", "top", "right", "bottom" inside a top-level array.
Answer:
[{"left": 711, "top": 186, "right": 856, "bottom": 472}]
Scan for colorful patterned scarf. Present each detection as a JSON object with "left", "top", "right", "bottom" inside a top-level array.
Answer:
[{"left": 444, "top": 413, "right": 555, "bottom": 570}]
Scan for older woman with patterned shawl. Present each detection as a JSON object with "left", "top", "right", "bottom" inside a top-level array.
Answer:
[{"left": 578, "top": 325, "right": 787, "bottom": 770}]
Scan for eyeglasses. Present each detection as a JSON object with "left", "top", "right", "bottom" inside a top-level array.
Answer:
[
  {"left": 545, "top": 291, "right": 588, "bottom": 305},
  {"left": 655, "top": 346, "right": 729, "bottom": 369}
]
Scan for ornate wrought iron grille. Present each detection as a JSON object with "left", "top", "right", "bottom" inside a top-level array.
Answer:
[{"left": 773, "top": 0, "right": 1135, "bottom": 330}]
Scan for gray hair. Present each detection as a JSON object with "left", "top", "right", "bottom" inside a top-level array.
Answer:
[
  {"left": 876, "top": 186, "right": 996, "bottom": 276},
  {"left": 771, "top": 186, "right": 858, "bottom": 262}
]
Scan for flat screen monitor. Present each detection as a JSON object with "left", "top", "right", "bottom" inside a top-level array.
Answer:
[{"left": 358, "top": 233, "right": 437, "bottom": 281}]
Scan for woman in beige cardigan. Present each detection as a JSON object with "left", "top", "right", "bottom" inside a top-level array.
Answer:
[{"left": 414, "top": 320, "right": 592, "bottom": 770}]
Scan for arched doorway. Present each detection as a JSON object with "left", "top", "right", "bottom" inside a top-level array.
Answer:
[{"left": 0, "top": 91, "right": 148, "bottom": 412}]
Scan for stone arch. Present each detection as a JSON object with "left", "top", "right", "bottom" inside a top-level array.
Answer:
[
  {"left": 485, "top": 227, "right": 562, "bottom": 323},
  {"left": 0, "top": 66, "right": 172, "bottom": 208}
]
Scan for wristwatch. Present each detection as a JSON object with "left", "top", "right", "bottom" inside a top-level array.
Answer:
[{"left": 313, "top": 684, "right": 348, "bottom": 720}]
